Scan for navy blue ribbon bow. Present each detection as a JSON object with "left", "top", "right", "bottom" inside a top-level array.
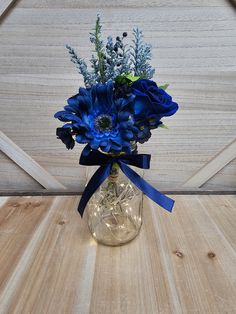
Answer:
[{"left": 78, "top": 145, "right": 175, "bottom": 217}]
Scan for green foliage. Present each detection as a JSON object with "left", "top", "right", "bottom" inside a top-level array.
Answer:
[
  {"left": 89, "top": 14, "right": 105, "bottom": 82},
  {"left": 159, "top": 84, "right": 169, "bottom": 90},
  {"left": 115, "top": 74, "right": 140, "bottom": 85},
  {"left": 159, "top": 123, "right": 168, "bottom": 129}
]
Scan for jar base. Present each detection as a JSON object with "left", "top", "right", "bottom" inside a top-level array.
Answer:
[{"left": 88, "top": 212, "right": 142, "bottom": 246}]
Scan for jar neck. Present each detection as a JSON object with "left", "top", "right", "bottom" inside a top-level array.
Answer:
[
  {"left": 108, "top": 163, "right": 119, "bottom": 182},
  {"left": 107, "top": 142, "right": 137, "bottom": 157},
  {"left": 106, "top": 142, "right": 138, "bottom": 181}
]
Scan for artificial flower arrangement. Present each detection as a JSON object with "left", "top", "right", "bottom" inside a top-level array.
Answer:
[{"left": 54, "top": 15, "right": 178, "bottom": 245}]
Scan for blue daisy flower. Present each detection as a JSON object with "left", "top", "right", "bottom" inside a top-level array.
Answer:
[{"left": 54, "top": 80, "right": 136, "bottom": 153}]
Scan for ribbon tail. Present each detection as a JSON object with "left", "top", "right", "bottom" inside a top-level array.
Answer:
[
  {"left": 78, "top": 164, "right": 112, "bottom": 217},
  {"left": 119, "top": 162, "right": 174, "bottom": 212}
]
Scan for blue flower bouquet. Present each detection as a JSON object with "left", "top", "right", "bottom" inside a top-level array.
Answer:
[{"left": 54, "top": 15, "right": 178, "bottom": 245}]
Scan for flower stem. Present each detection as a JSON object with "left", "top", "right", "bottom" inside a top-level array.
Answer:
[
  {"left": 94, "top": 16, "right": 105, "bottom": 82},
  {"left": 108, "top": 163, "right": 119, "bottom": 182}
]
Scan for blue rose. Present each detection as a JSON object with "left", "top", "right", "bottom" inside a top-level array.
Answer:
[{"left": 131, "top": 79, "right": 178, "bottom": 142}]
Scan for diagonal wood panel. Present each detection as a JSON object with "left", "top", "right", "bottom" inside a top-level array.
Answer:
[
  {"left": 0, "top": 0, "right": 17, "bottom": 21},
  {"left": 183, "top": 139, "right": 236, "bottom": 188},
  {"left": 0, "top": 130, "right": 66, "bottom": 190},
  {"left": 0, "top": 151, "right": 43, "bottom": 190},
  {"left": 203, "top": 159, "right": 236, "bottom": 190}
]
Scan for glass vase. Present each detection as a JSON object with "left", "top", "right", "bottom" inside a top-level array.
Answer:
[{"left": 85, "top": 163, "right": 143, "bottom": 246}]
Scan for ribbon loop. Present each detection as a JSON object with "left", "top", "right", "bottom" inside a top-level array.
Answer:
[{"left": 78, "top": 145, "right": 174, "bottom": 217}]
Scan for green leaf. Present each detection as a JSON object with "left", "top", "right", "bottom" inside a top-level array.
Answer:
[
  {"left": 125, "top": 74, "right": 140, "bottom": 82},
  {"left": 115, "top": 75, "right": 127, "bottom": 85},
  {"left": 159, "top": 123, "right": 168, "bottom": 129},
  {"left": 159, "top": 83, "right": 169, "bottom": 91},
  {"left": 115, "top": 74, "right": 140, "bottom": 85}
]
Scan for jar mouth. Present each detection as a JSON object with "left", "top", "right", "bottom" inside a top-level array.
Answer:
[{"left": 98, "top": 141, "right": 138, "bottom": 157}]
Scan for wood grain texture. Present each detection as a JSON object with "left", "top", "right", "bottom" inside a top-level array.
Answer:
[
  {"left": 0, "top": 130, "right": 66, "bottom": 190},
  {"left": 0, "top": 0, "right": 16, "bottom": 19},
  {"left": 204, "top": 159, "right": 236, "bottom": 190},
  {"left": 0, "top": 152, "right": 42, "bottom": 190},
  {"left": 0, "top": 196, "right": 54, "bottom": 307},
  {"left": 16, "top": 0, "right": 229, "bottom": 8},
  {"left": 183, "top": 139, "right": 236, "bottom": 188},
  {"left": 0, "top": 195, "right": 235, "bottom": 313},
  {"left": 0, "top": 0, "right": 236, "bottom": 191}
]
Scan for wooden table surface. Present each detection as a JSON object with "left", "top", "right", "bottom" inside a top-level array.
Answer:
[{"left": 0, "top": 195, "right": 235, "bottom": 314}]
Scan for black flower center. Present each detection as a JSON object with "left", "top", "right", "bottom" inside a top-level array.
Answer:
[{"left": 94, "top": 114, "right": 113, "bottom": 132}]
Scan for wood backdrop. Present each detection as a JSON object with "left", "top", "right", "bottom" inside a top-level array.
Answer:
[{"left": 0, "top": 0, "right": 236, "bottom": 193}]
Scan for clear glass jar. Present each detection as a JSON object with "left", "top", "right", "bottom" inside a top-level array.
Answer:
[{"left": 85, "top": 163, "right": 143, "bottom": 246}]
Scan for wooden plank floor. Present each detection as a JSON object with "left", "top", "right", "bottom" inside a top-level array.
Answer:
[{"left": 0, "top": 195, "right": 235, "bottom": 314}]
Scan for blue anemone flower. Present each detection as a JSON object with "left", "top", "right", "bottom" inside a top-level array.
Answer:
[{"left": 54, "top": 80, "right": 136, "bottom": 153}]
